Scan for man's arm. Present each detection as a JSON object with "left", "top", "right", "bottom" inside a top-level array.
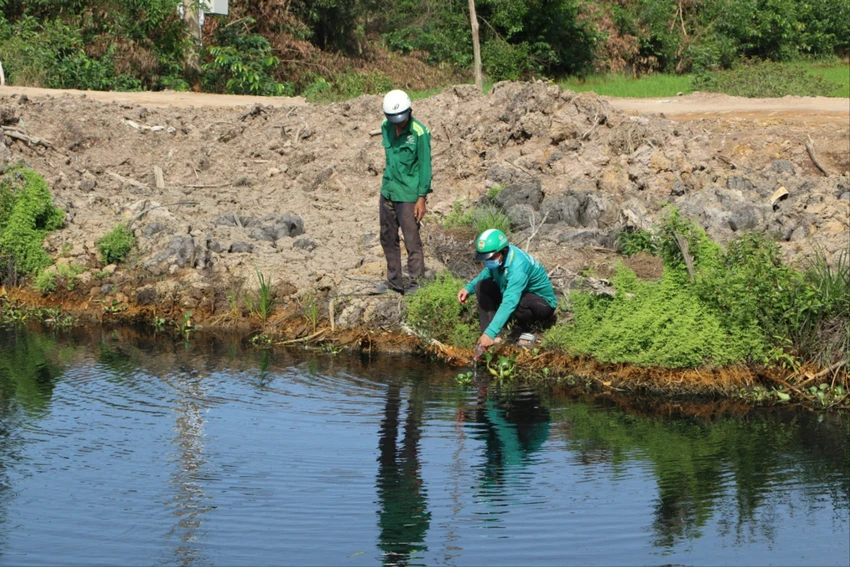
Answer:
[
  {"left": 483, "top": 271, "right": 529, "bottom": 338},
  {"left": 417, "top": 127, "right": 432, "bottom": 198}
]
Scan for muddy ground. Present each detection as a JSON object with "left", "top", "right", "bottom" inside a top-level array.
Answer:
[{"left": 0, "top": 83, "right": 848, "bottom": 365}]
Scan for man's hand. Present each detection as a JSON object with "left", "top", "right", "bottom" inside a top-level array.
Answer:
[
  {"left": 414, "top": 197, "right": 427, "bottom": 223},
  {"left": 477, "top": 333, "right": 497, "bottom": 350},
  {"left": 457, "top": 289, "right": 469, "bottom": 304}
]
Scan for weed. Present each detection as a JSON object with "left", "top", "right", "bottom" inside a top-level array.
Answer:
[
  {"left": 96, "top": 224, "right": 135, "bottom": 264},
  {"left": 34, "top": 269, "right": 57, "bottom": 293},
  {"left": 250, "top": 333, "right": 272, "bottom": 346},
  {"left": 298, "top": 291, "right": 321, "bottom": 332},
  {"left": 404, "top": 272, "right": 478, "bottom": 348},
  {"left": 246, "top": 270, "right": 275, "bottom": 323},
  {"left": 692, "top": 59, "right": 841, "bottom": 98},
  {"left": 487, "top": 184, "right": 506, "bottom": 201},
  {"left": 616, "top": 228, "right": 659, "bottom": 256},
  {"left": 484, "top": 351, "right": 518, "bottom": 380},
  {"left": 456, "top": 370, "right": 474, "bottom": 386},
  {"left": 441, "top": 199, "right": 474, "bottom": 228},
  {"left": 153, "top": 316, "right": 166, "bottom": 332},
  {"left": 0, "top": 164, "right": 65, "bottom": 280},
  {"left": 100, "top": 299, "right": 125, "bottom": 313},
  {"left": 177, "top": 311, "right": 195, "bottom": 340},
  {"left": 470, "top": 205, "right": 512, "bottom": 236}
]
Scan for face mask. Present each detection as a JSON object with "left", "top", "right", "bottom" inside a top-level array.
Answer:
[{"left": 483, "top": 259, "right": 501, "bottom": 270}]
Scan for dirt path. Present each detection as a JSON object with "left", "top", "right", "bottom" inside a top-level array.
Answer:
[{"left": 3, "top": 84, "right": 847, "bottom": 123}]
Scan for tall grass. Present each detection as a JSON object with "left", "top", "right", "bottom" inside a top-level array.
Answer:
[{"left": 558, "top": 73, "right": 692, "bottom": 98}]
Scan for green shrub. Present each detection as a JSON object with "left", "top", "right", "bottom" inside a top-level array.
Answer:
[
  {"left": 691, "top": 60, "right": 842, "bottom": 98},
  {"left": 0, "top": 165, "right": 65, "bottom": 279},
  {"left": 482, "top": 39, "right": 532, "bottom": 81},
  {"left": 441, "top": 199, "right": 474, "bottom": 229},
  {"left": 404, "top": 272, "right": 478, "bottom": 348},
  {"left": 34, "top": 269, "right": 56, "bottom": 293},
  {"left": 96, "top": 224, "right": 135, "bottom": 264},
  {"left": 616, "top": 228, "right": 659, "bottom": 257},
  {"left": 544, "top": 265, "right": 763, "bottom": 368}
]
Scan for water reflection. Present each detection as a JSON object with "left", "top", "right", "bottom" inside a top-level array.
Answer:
[
  {"left": 376, "top": 380, "right": 430, "bottom": 565},
  {"left": 0, "top": 326, "right": 846, "bottom": 566},
  {"left": 161, "top": 366, "right": 214, "bottom": 567}
]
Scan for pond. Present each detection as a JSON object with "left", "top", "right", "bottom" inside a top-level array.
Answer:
[{"left": 0, "top": 326, "right": 848, "bottom": 566}]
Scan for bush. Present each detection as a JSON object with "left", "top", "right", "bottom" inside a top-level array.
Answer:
[
  {"left": 544, "top": 265, "right": 762, "bottom": 368},
  {"left": 691, "top": 60, "right": 841, "bottom": 98},
  {"left": 482, "top": 39, "right": 533, "bottom": 81},
  {"left": 404, "top": 272, "right": 478, "bottom": 348},
  {"left": 470, "top": 205, "right": 512, "bottom": 236},
  {"left": 0, "top": 165, "right": 65, "bottom": 279},
  {"left": 96, "top": 224, "right": 135, "bottom": 264}
]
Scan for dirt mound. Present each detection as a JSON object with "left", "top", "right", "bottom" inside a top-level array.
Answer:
[{"left": 0, "top": 83, "right": 847, "bottom": 330}]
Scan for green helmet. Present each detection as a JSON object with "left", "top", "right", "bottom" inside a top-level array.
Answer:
[{"left": 474, "top": 229, "right": 509, "bottom": 260}]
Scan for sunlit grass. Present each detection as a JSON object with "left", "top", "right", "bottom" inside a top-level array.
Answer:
[{"left": 558, "top": 73, "right": 692, "bottom": 98}]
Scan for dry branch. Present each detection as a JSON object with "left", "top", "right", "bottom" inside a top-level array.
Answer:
[{"left": 805, "top": 135, "right": 832, "bottom": 176}]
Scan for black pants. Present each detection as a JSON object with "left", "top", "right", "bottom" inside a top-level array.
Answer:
[
  {"left": 476, "top": 278, "right": 555, "bottom": 334},
  {"left": 380, "top": 195, "right": 424, "bottom": 291}
]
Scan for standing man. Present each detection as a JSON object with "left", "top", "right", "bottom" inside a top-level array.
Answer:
[
  {"left": 458, "top": 229, "right": 557, "bottom": 351},
  {"left": 374, "top": 89, "right": 432, "bottom": 295}
]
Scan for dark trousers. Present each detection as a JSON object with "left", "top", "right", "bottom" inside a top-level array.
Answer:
[
  {"left": 380, "top": 194, "right": 424, "bottom": 291},
  {"left": 476, "top": 278, "right": 555, "bottom": 334}
]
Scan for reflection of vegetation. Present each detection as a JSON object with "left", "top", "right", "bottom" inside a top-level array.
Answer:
[
  {"left": 0, "top": 328, "right": 64, "bottom": 413},
  {"left": 551, "top": 400, "right": 850, "bottom": 548}
]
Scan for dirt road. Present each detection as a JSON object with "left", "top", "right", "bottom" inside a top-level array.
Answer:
[{"left": 3, "top": 84, "right": 847, "bottom": 123}]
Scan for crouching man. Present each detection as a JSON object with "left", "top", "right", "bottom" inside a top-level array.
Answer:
[{"left": 457, "top": 229, "right": 557, "bottom": 352}]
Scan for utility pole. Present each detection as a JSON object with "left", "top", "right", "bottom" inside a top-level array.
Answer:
[{"left": 468, "top": 0, "right": 482, "bottom": 91}]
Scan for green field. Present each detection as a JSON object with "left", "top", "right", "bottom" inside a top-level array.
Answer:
[{"left": 556, "top": 61, "right": 849, "bottom": 99}]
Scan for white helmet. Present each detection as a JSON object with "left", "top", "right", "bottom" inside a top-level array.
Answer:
[{"left": 382, "top": 89, "right": 411, "bottom": 124}]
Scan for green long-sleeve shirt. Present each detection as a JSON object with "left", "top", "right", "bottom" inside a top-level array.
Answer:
[
  {"left": 464, "top": 245, "right": 557, "bottom": 338},
  {"left": 380, "top": 116, "right": 432, "bottom": 202}
]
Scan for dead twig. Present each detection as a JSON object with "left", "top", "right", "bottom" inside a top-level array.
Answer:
[
  {"left": 523, "top": 209, "right": 550, "bottom": 251},
  {"left": 128, "top": 201, "right": 198, "bottom": 226},
  {"left": 805, "top": 135, "right": 832, "bottom": 176},
  {"left": 276, "top": 328, "right": 328, "bottom": 345}
]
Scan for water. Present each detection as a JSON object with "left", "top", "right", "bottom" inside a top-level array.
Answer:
[{"left": 0, "top": 325, "right": 848, "bottom": 566}]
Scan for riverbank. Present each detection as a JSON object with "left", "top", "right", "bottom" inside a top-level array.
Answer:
[{"left": 0, "top": 83, "right": 847, "bottom": 407}]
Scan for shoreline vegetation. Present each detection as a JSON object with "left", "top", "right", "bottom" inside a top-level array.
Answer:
[
  {"left": 1, "top": 166, "right": 847, "bottom": 409},
  {"left": 0, "top": 1, "right": 848, "bottom": 408}
]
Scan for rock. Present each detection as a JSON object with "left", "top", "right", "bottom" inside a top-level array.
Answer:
[
  {"left": 769, "top": 159, "right": 796, "bottom": 175},
  {"left": 728, "top": 205, "right": 762, "bottom": 232},
  {"left": 494, "top": 179, "right": 543, "bottom": 210},
  {"left": 727, "top": 174, "right": 756, "bottom": 192},
  {"left": 294, "top": 237, "right": 318, "bottom": 251},
  {"left": 153, "top": 236, "right": 195, "bottom": 268},
  {"left": 228, "top": 242, "right": 254, "bottom": 254}
]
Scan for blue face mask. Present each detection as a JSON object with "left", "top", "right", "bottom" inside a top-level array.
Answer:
[{"left": 483, "top": 259, "right": 501, "bottom": 270}]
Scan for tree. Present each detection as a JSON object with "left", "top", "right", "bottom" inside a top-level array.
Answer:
[{"left": 468, "top": 0, "right": 482, "bottom": 89}]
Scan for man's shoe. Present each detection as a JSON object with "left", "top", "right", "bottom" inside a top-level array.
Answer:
[
  {"left": 516, "top": 332, "right": 537, "bottom": 347},
  {"left": 371, "top": 281, "right": 404, "bottom": 295}
]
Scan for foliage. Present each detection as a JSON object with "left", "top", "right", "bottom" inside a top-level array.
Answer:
[
  {"left": 404, "top": 272, "right": 478, "bottom": 348},
  {"left": 34, "top": 269, "right": 56, "bottom": 293},
  {"left": 96, "top": 224, "right": 135, "bottom": 264},
  {"left": 0, "top": 165, "right": 65, "bottom": 280},
  {"left": 692, "top": 59, "right": 842, "bottom": 98},
  {"left": 470, "top": 205, "right": 512, "bottom": 236},
  {"left": 616, "top": 228, "right": 659, "bottom": 256},
  {"left": 548, "top": 210, "right": 848, "bottom": 369},
  {"left": 246, "top": 269, "right": 276, "bottom": 323},
  {"left": 203, "top": 23, "right": 293, "bottom": 96},
  {"left": 441, "top": 199, "right": 474, "bottom": 229},
  {"left": 544, "top": 264, "right": 761, "bottom": 368}
]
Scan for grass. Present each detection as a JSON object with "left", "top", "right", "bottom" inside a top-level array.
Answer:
[
  {"left": 558, "top": 72, "right": 693, "bottom": 98},
  {"left": 554, "top": 60, "right": 848, "bottom": 99}
]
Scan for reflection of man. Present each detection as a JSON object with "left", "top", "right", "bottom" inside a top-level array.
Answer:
[
  {"left": 376, "top": 382, "right": 430, "bottom": 565},
  {"left": 374, "top": 89, "right": 432, "bottom": 295},
  {"left": 474, "top": 388, "right": 551, "bottom": 488}
]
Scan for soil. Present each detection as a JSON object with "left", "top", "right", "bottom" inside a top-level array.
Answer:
[{"left": 0, "top": 83, "right": 848, "bottom": 381}]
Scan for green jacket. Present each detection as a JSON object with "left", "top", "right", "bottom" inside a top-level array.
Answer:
[
  {"left": 381, "top": 116, "right": 432, "bottom": 202},
  {"left": 465, "top": 245, "right": 557, "bottom": 338}
]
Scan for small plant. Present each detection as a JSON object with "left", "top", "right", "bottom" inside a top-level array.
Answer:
[
  {"left": 442, "top": 199, "right": 474, "bottom": 228},
  {"left": 34, "top": 269, "right": 57, "bottom": 293},
  {"left": 456, "top": 370, "right": 474, "bottom": 386},
  {"left": 487, "top": 184, "right": 506, "bottom": 201},
  {"left": 153, "top": 316, "right": 166, "bottom": 332},
  {"left": 246, "top": 269, "right": 275, "bottom": 323},
  {"left": 485, "top": 351, "right": 518, "bottom": 380},
  {"left": 298, "top": 291, "right": 321, "bottom": 332},
  {"left": 250, "top": 333, "right": 272, "bottom": 346},
  {"left": 404, "top": 272, "right": 478, "bottom": 348},
  {"left": 96, "top": 224, "right": 135, "bottom": 264},
  {"left": 177, "top": 311, "right": 195, "bottom": 340},
  {"left": 100, "top": 298, "right": 125, "bottom": 313},
  {"left": 470, "top": 205, "right": 512, "bottom": 236},
  {"left": 616, "top": 228, "right": 659, "bottom": 256}
]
